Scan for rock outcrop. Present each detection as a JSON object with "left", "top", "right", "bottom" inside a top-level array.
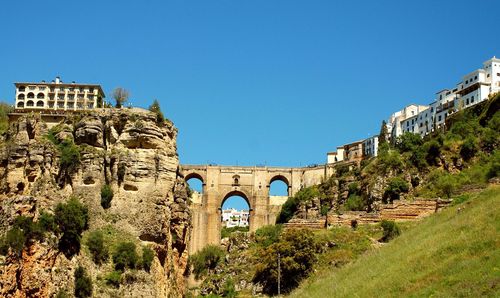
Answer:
[{"left": 0, "top": 108, "right": 191, "bottom": 297}]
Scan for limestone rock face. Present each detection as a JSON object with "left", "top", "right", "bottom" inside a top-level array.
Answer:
[{"left": 0, "top": 108, "right": 191, "bottom": 298}]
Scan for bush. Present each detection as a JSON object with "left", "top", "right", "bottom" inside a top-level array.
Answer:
[
  {"left": 276, "top": 196, "right": 298, "bottom": 224},
  {"left": 2, "top": 227, "right": 25, "bottom": 256},
  {"left": 55, "top": 198, "right": 89, "bottom": 257},
  {"left": 59, "top": 139, "right": 81, "bottom": 173},
  {"left": 383, "top": 177, "right": 409, "bottom": 202},
  {"left": 221, "top": 226, "right": 249, "bottom": 239},
  {"left": 347, "top": 182, "right": 360, "bottom": 195},
  {"left": 86, "top": 231, "right": 108, "bottom": 265},
  {"left": 74, "top": 266, "right": 92, "bottom": 298},
  {"left": 113, "top": 242, "right": 138, "bottom": 271},
  {"left": 335, "top": 164, "right": 350, "bottom": 177},
  {"left": 380, "top": 220, "right": 401, "bottom": 242},
  {"left": 435, "top": 173, "right": 458, "bottom": 198},
  {"left": 105, "top": 270, "right": 122, "bottom": 288},
  {"left": 149, "top": 99, "right": 165, "bottom": 125},
  {"left": 255, "top": 225, "right": 283, "bottom": 248},
  {"left": 460, "top": 137, "right": 477, "bottom": 161},
  {"left": 486, "top": 151, "right": 500, "bottom": 179},
  {"left": 100, "top": 184, "right": 113, "bottom": 209},
  {"left": 190, "top": 244, "right": 225, "bottom": 279},
  {"left": 142, "top": 246, "right": 154, "bottom": 272},
  {"left": 222, "top": 278, "right": 237, "bottom": 298},
  {"left": 55, "top": 289, "right": 70, "bottom": 298},
  {"left": 345, "top": 194, "right": 365, "bottom": 211}
]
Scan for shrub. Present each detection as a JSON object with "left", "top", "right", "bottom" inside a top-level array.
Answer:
[
  {"left": 117, "top": 162, "right": 126, "bottom": 185},
  {"left": 2, "top": 227, "right": 25, "bottom": 256},
  {"left": 100, "top": 184, "right": 113, "bottom": 209},
  {"left": 222, "top": 278, "right": 237, "bottom": 298},
  {"left": 74, "top": 266, "right": 92, "bottom": 298},
  {"left": 335, "top": 164, "right": 350, "bottom": 177},
  {"left": 142, "top": 246, "right": 154, "bottom": 272},
  {"left": 486, "top": 151, "right": 500, "bottom": 179},
  {"left": 460, "top": 137, "right": 477, "bottom": 161},
  {"left": 105, "top": 270, "right": 122, "bottom": 288},
  {"left": 86, "top": 231, "right": 108, "bottom": 265},
  {"left": 221, "top": 226, "right": 249, "bottom": 239},
  {"left": 255, "top": 224, "right": 283, "bottom": 248},
  {"left": 55, "top": 198, "right": 89, "bottom": 257},
  {"left": 380, "top": 220, "right": 401, "bottom": 242},
  {"left": 383, "top": 177, "right": 409, "bottom": 202},
  {"left": 59, "top": 139, "right": 81, "bottom": 172},
  {"left": 345, "top": 194, "right": 365, "bottom": 211},
  {"left": 148, "top": 99, "right": 165, "bottom": 125},
  {"left": 113, "top": 242, "right": 138, "bottom": 271},
  {"left": 435, "top": 174, "right": 458, "bottom": 198},
  {"left": 190, "top": 244, "right": 225, "bottom": 279}
]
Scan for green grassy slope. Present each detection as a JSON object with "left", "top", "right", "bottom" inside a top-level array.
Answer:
[{"left": 290, "top": 186, "right": 500, "bottom": 298}]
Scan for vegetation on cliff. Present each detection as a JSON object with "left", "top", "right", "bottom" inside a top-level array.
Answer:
[{"left": 290, "top": 186, "right": 500, "bottom": 297}]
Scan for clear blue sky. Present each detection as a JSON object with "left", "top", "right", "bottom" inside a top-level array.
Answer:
[{"left": 1, "top": 1, "right": 499, "bottom": 209}]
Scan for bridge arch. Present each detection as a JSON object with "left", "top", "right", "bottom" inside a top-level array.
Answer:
[
  {"left": 269, "top": 174, "right": 291, "bottom": 196},
  {"left": 220, "top": 190, "right": 252, "bottom": 210}
]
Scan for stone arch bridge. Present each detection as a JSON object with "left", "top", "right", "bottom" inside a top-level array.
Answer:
[{"left": 181, "top": 164, "right": 337, "bottom": 253}]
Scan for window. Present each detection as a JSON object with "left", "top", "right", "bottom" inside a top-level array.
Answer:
[
  {"left": 18, "top": 86, "right": 25, "bottom": 92},
  {"left": 58, "top": 94, "right": 64, "bottom": 100},
  {"left": 431, "top": 107, "right": 434, "bottom": 112},
  {"left": 59, "top": 87, "right": 64, "bottom": 91},
  {"left": 474, "top": 76, "right": 477, "bottom": 80},
  {"left": 50, "top": 87, "right": 55, "bottom": 92},
  {"left": 497, "top": 73, "right": 500, "bottom": 77},
  {"left": 89, "top": 87, "right": 94, "bottom": 93},
  {"left": 18, "top": 94, "right": 25, "bottom": 100},
  {"left": 438, "top": 115, "right": 442, "bottom": 121},
  {"left": 471, "top": 96, "right": 474, "bottom": 103},
  {"left": 466, "top": 98, "right": 469, "bottom": 105},
  {"left": 37, "top": 93, "right": 44, "bottom": 99},
  {"left": 487, "top": 74, "right": 490, "bottom": 78},
  {"left": 68, "top": 94, "right": 75, "bottom": 100},
  {"left": 68, "top": 103, "right": 74, "bottom": 108},
  {"left": 39, "top": 86, "right": 46, "bottom": 91},
  {"left": 465, "top": 80, "right": 468, "bottom": 84},
  {"left": 27, "top": 92, "right": 35, "bottom": 99}
]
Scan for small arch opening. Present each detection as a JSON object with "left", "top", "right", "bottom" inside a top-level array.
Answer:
[
  {"left": 17, "top": 102, "right": 24, "bottom": 108},
  {"left": 18, "top": 94, "right": 25, "bottom": 100},
  {"left": 37, "top": 92, "right": 45, "bottom": 99},
  {"left": 27, "top": 92, "right": 35, "bottom": 99},
  {"left": 221, "top": 192, "right": 250, "bottom": 238},
  {"left": 18, "top": 86, "right": 25, "bottom": 92},
  {"left": 26, "top": 100, "right": 34, "bottom": 107},
  {"left": 269, "top": 175, "right": 290, "bottom": 196},
  {"left": 186, "top": 174, "right": 204, "bottom": 203},
  {"left": 36, "top": 100, "right": 44, "bottom": 107}
]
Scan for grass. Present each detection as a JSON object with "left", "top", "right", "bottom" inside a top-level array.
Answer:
[{"left": 289, "top": 186, "right": 500, "bottom": 298}]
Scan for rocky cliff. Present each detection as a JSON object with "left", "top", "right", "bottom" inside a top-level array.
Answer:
[{"left": 0, "top": 108, "right": 191, "bottom": 297}]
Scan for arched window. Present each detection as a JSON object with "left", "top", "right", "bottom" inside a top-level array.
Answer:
[
  {"left": 36, "top": 100, "right": 44, "bottom": 107},
  {"left": 27, "top": 92, "right": 35, "bottom": 99},
  {"left": 26, "top": 100, "right": 34, "bottom": 107},
  {"left": 17, "top": 102, "right": 24, "bottom": 108},
  {"left": 18, "top": 94, "right": 25, "bottom": 100},
  {"left": 37, "top": 93, "right": 45, "bottom": 99},
  {"left": 269, "top": 176, "right": 290, "bottom": 197}
]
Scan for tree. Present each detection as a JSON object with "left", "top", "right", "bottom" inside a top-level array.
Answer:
[
  {"left": 55, "top": 198, "right": 89, "bottom": 257},
  {"left": 112, "top": 87, "right": 129, "bottom": 108},
  {"left": 383, "top": 177, "right": 409, "bottom": 203},
  {"left": 148, "top": 99, "right": 165, "bottom": 124},
  {"left": 100, "top": 184, "right": 113, "bottom": 209},
  {"left": 379, "top": 120, "right": 388, "bottom": 145},
  {"left": 253, "top": 228, "right": 319, "bottom": 295},
  {"left": 380, "top": 220, "right": 401, "bottom": 242},
  {"left": 86, "top": 231, "right": 108, "bottom": 265}
]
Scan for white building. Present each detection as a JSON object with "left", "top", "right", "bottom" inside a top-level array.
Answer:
[
  {"left": 389, "top": 104, "right": 429, "bottom": 139},
  {"left": 363, "top": 135, "right": 379, "bottom": 157},
  {"left": 387, "top": 56, "right": 500, "bottom": 140},
  {"left": 14, "top": 76, "right": 105, "bottom": 111},
  {"left": 221, "top": 208, "right": 249, "bottom": 228}
]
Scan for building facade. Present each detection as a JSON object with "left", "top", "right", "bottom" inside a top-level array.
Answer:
[
  {"left": 363, "top": 135, "right": 379, "bottom": 157},
  {"left": 15, "top": 77, "right": 105, "bottom": 111},
  {"left": 387, "top": 56, "right": 500, "bottom": 140},
  {"left": 221, "top": 208, "right": 249, "bottom": 228}
]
